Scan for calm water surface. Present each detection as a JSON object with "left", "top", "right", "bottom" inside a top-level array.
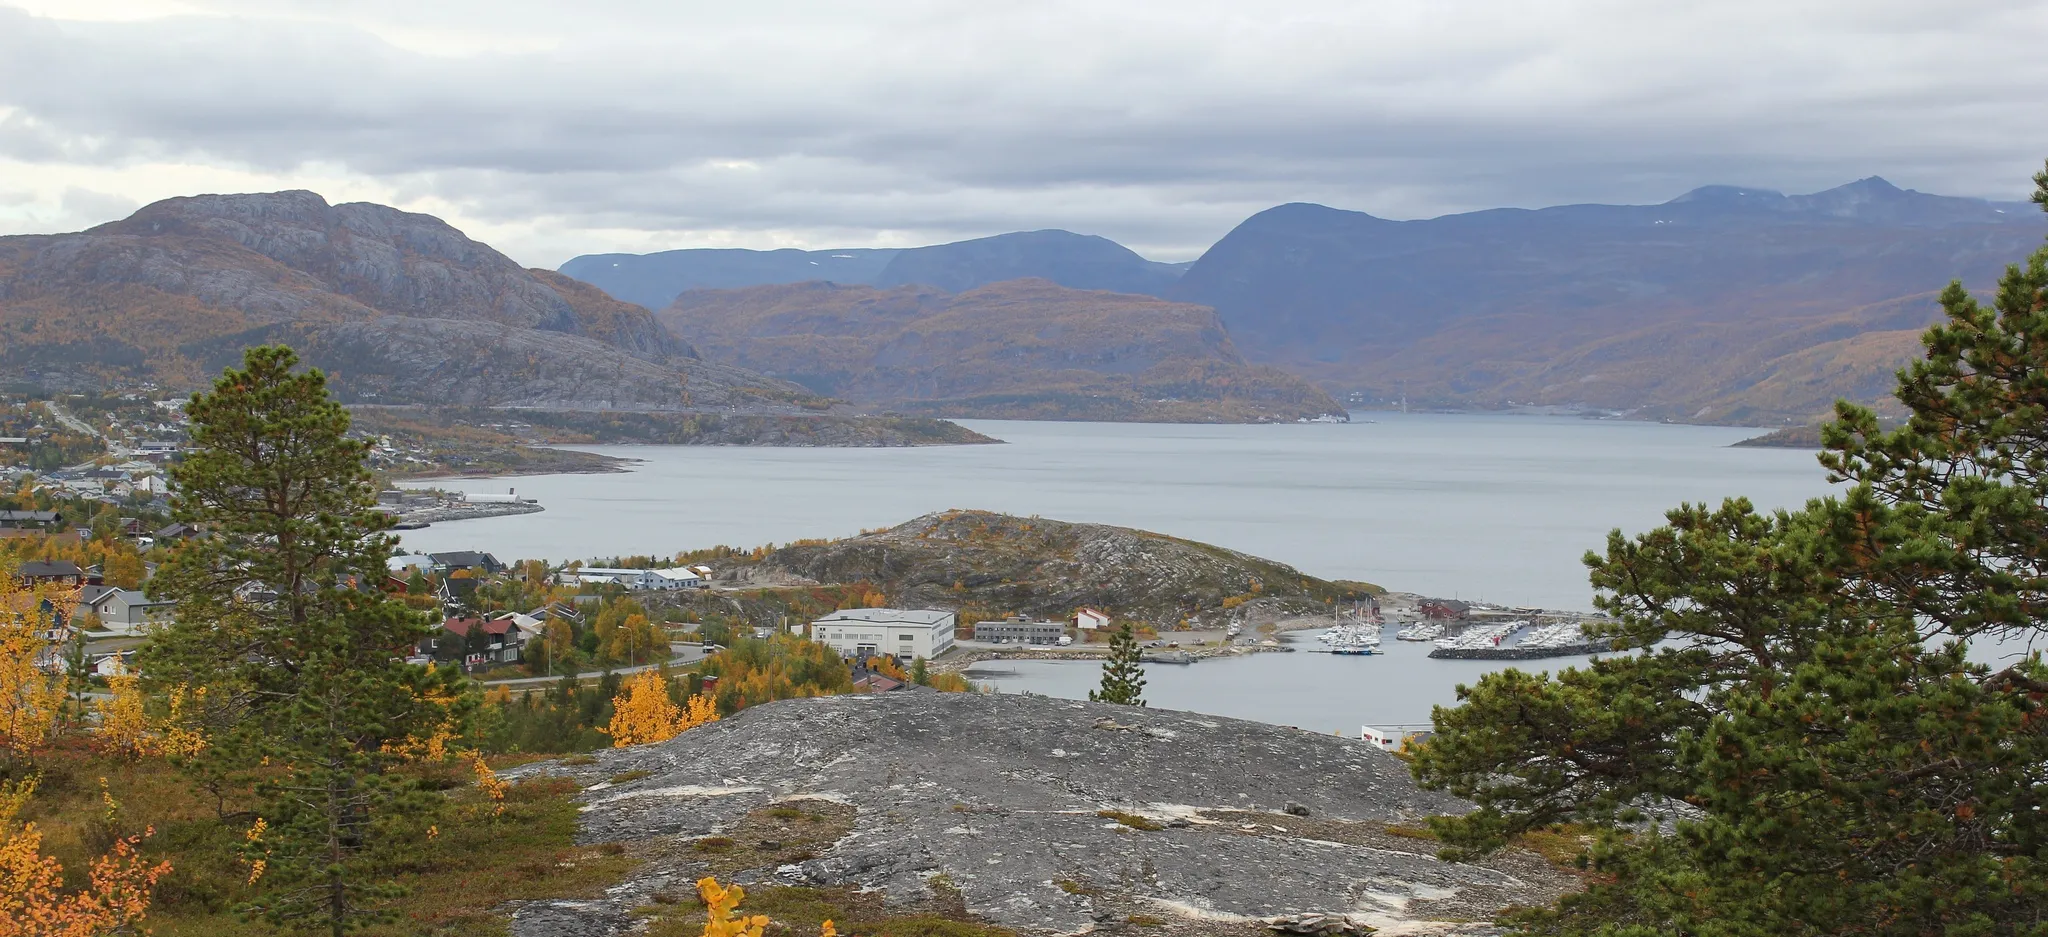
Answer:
[
  {"left": 400, "top": 413, "right": 1843, "bottom": 731},
  {"left": 400, "top": 412, "right": 1833, "bottom": 611},
  {"left": 964, "top": 631, "right": 1562, "bottom": 735}
]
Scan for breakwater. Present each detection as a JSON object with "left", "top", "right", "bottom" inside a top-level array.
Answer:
[{"left": 1427, "top": 641, "right": 1609, "bottom": 660}]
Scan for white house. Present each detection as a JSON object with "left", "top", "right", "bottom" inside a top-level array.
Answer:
[
  {"left": 809, "top": 608, "right": 957, "bottom": 663},
  {"left": 388, "top": 554, "right": 435, "bottom": 575},
  {"left": 1074, "top": 607, "right": 1111, "bottom": 631},
  {"left": 78, "top": 587, "right": 175, "bottom": 635},
  {"left": 573, "top": 567, "right": 686, "bottom": 591},
  {"left": 93, "top": 651, "right": 136, "bottom": 678}
]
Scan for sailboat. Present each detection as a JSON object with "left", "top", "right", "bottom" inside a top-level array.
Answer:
[{"left": 1324, "top": 604, "right": 1382, "bottom": 656}]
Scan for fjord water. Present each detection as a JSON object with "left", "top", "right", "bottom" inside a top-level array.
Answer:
[
  {"left": 402, "top": 413, "right": 1831, "bottom": 609},
  {"left": 401, "top": 412, "right": 1835, "bottom": 733}
]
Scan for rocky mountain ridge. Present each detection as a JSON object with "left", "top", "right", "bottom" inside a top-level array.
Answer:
[
  {"left": 565, "top": 176, "right": 2048, "bottom": 424},
  {"left": 1167, "top": 177, "right": 2047, "bottom": 423},
  {"left": 561, "top": 228, "right": 1186, "bottom": 311},
  {"left": 0, "top": 192, "right": 976, "bottom": 436}
]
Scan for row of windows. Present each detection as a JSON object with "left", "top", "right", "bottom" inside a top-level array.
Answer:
[{"left": 825, "top": 631, "right": 929, "bottom": 643}]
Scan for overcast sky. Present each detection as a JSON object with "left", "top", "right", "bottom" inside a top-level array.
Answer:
[{"left": 2, "top": 0, "right": 2045, "bottom": 266}]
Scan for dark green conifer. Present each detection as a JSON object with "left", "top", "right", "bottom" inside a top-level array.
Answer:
[
  {"left": 141, "top": 346, "right": 472, "bottom": 936},
  {"left": 1090, "top": 623, "right": 1146, "bottom": 706},
  {"left": 1414, "top": 161, "right": 2048, "bottom": 935}
]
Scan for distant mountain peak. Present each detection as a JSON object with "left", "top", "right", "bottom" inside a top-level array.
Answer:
[
  {"left": 1846, "top": 175, "right": 1902, "bottom": 192},
  {"left": 1666, "top": 185, "right": 1787, "bottom": 204}
]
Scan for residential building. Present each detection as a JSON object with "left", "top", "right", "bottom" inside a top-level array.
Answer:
[
  {"left": 1359, "top": 726, "right": 1434, "bottom": 753},
  {"left": 0, "top": 510, "right": 61, "bottom": 530},
  {"left": 973, "top": 615, "right": 1067, "bottom": 645},
  {"left": 153, "top": 522, "right": 198, "bottom": 542},
  {"left": 1074, "top": 607, "right": 1111, "bottom": 631},
  {"left": 538, "top": 601, "right": 585, "bottom": 625},
  {"left": 15, "top": 560, "right": 82, "bottom": 585},
  {"left": 429, "top": 551, "right": 504, "bottom": 576},
  {"left": 77, "top": 586, "right": 175, "bottom": 634},
  {"left": 849, "top": 662, "right": 908, "bottom": 693},
  {"left": 437, "top": 576, "right": 480, "bottom": 610},
  {"left": 809, "top": 608, "right": 956, "bottom": 662},
  {"left": 387, "top": 554, "right": 434, "bottom": 576},
  {"left": 422, "top": 614, "right": 528, "bottom": 668}
]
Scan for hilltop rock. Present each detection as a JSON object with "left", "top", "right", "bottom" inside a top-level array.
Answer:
[
  {"left": 731, "top": 510, "right": 1374, "bottom": 627},
  {"left": 503, "top": 691, "right": 1576, "bottom": 936}
]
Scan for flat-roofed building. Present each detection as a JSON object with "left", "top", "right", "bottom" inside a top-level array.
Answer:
[
  {"left": 973, "top": 615, "right": 1067, "bottom": 645},
  {"left": 810, "top": 608, "right": 956, "bottom": 663}
]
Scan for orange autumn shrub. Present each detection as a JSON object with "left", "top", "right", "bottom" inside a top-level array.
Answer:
[{"left": 0, "top": 778, "right": 171, "bottom": 937}]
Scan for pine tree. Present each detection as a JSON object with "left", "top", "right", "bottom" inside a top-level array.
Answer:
[
  {"left": 1089, "top": 623, "right": 1146, "bottom": 706},
  {"left": 910, "top": 657, "right": 930, "bottom": 686},
  {"left": 1414, "top": 161, "right": 2048, "bottom": 935},
  {"left": 139, "top": 346, "right": 473, "bottom": 936}
]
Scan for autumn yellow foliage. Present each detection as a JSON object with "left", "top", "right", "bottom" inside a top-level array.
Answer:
[
  {"left": 0, "top": 777, "right": 172, "bottom": 937},
  {"left": 91, "top": 674, "right": 149, "bottom": 758},
  {"left": 604, "top": 671, "right": 718, "bottom": 747},
  {"left": 472, "top": 752, "right": 508, "bottom": 817},
  {"left": 696, "top": 877, "right": 839, "bottom": 937},
  {"left": 91, "top": 673, "right": 204, "bottom": 760},
  {"left": 697, "top": 877, "right": 770, "bottom": 937},
  {"left": 0, "top": 571, "right": 71, "bottom": 764}
]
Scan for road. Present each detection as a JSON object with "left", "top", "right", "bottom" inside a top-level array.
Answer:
[{"left": 478, "top": 642, "right": 711, "bottom": 686}]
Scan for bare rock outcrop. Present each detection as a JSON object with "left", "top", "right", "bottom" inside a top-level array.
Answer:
[{"left": 504, "top": 691, "right": 1576, "bottom": 936}]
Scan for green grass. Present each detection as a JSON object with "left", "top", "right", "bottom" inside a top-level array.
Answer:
[
  {"left": 608, "top": 769, "right": 654, "bottom": 784},
  {"left": 1096, "top": 809, "right": 1165, "bottom": 832}
]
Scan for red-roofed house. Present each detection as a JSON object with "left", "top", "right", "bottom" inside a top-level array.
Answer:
[{"left": 421, "top": 613, "right": 530, "bottom": 668}]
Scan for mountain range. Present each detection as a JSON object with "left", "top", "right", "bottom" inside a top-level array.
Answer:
[
  {"left": 570, "top": 176, "right": 2048, "bottom": 423},
  {"left": 0, "top": 190, "right": 830, "bottom": 414},
  {"left": 0, "top": 192, "right": 1307, "bottom": 429},
  {"left": 561, "top": 229, "right": 1189, "bottom": 311},
  {"left": 660, "top": 278, "right": 1345, "bottom": 422}
]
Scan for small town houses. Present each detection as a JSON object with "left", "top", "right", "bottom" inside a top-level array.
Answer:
[{"left": 555, "top": 564, "right": 712, "bottom": 591}]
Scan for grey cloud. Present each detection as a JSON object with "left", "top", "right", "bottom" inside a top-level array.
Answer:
[{"left": 2, "top": 1, "right": 2046, "bottom": 264}]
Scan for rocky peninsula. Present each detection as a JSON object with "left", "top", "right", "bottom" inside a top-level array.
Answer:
[{"left": 718, "top": 510, "right": 1379, "bottom": 629}]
